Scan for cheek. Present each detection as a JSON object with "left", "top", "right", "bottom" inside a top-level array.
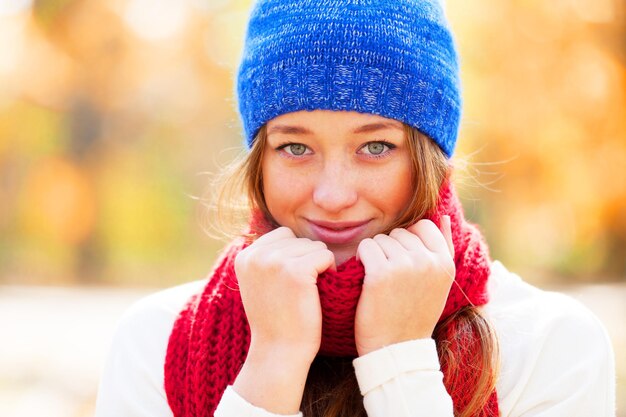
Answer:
[
  {"left": 366, "top": 160, "right": 413, "bottom": 216},
  {"left": 382, "top": 175, "right": 413, "bottom": 215},
  {"left": 262, "top": 160, "right": 310, "bottom": 221}
]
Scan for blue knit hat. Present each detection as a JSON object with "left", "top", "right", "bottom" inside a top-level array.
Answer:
[{"left": 236, "top": 0, "right": 461, "bottom": 157}]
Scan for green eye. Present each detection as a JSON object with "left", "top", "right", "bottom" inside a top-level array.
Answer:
[
  {"left": 366, "top": 142, "right": 386, "bottom": 155},
  {"left": 288, "top": 144, "right": 307, "bottom": 155}
]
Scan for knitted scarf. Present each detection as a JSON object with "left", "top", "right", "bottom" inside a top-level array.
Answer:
[{"left": 164, "top": 181, "right": 499, "bottom": 416}]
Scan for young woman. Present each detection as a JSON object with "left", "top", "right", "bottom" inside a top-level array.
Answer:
[{"left": 95, "top": 1, "right": 616, "bottom": 416}]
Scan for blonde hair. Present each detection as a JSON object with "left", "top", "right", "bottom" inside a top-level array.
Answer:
[{"left": 206, "top": 124, "right": 499, "bottom": 417}]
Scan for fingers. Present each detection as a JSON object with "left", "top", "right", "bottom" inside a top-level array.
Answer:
[
  {"left": 298, "top": 249, "right": 336, "bottom": 276},
  {"left": 357, "top": 238, "right": 387, "bottom": 271},
  {"left": 359, "top": 218, "right": 452, "bottom": 265},
  {"left": 372, "top": 234, "right": 409, "bottom": 261},
  {"left": 267, "top": 238, "right": 327, "bottom": 258},
  {"left": 260, "top": 235, "right": 336, "bottom": 273},
  {"left": 243, "top": 226, "right": 336, "bottom": 272},
  {"left": 406, "top": 219, "right": 450, "bottom": 255},
  {"left": 388, "top": 228, "right": 428, "bottom": 253},
  {"left": 254, "top": 226, "right": 296, "bottom": 245},
  {"left": 252, "top": 227, "right": 326, "bottom": 258}
]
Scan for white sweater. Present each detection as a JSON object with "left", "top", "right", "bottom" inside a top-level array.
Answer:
[{"left": 95, "top": 261, "right": 616, "bottom": 417}]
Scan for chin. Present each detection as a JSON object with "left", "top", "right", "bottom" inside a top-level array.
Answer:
[{"left": 330, "top": 247, "right": 358, "bottom": 266}]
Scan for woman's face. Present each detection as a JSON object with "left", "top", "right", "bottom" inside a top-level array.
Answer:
[{"left": 262, "top": 110, "right": 413, "bottom": 265}]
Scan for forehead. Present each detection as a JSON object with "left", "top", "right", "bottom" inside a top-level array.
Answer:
[{"left": 266, "top": 110, "right": 404, "bottom": 132}]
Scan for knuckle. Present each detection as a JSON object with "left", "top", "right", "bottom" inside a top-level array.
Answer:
[
  {"left": 365, "top": 262, "right": 384, "bottom": 277},
  {"left": 323, "top": 252, "right": 335, "bottom": 266},
  {"left": 398, "top": 257, "right": 414, "bottom": 272},
  {"left": 282, "top": 260, "right": 299, "bottom": 277},
  {"left": 264, "top": 250, "right": 283, "bottom": 267},
  {"left": 272, "top": 226, "right": 294, "bottom": 239},
  {"left": 417, "top": 219, "right": 436, "bottom": 233},
  {"left": 247, "top": 249, "right": 279, "bottom": 274},
  {"left": 359, "top": 237, "right": 374, "bottom": 249},
  {"left": 234, "top": 259, "right": 244, "bottom": 276},
  {"left": 234, "top": 249, "right": 250, "bottom": 271},
  {"left": 418, "top": 218, "right": 435, "bottom": 227},
  {"left": 313, "top": 240, "right": 328, "bottom": 250}
]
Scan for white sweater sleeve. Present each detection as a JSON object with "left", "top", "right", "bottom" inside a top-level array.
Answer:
[
  {"left": 215, "top": 386, "right": 302, "bottom": 417},
  {"left": 94, "top": 294, "right": 175, "bottom": 417},
  {"left": 95, "top": 280, "right": 206, "bottom": 417},
  {"left": 215, "top": 339, "right": 452, "bottom": 417},
  {"left": 352, "top": 339, "right": 453, "bottom": 417},
  {"left": 345, "top": 295, "right": 616, "bottom": 417}
]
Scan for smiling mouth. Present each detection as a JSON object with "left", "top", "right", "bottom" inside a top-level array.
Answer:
[{"left": 307, "top": 219, "right": 371, "bottom": 245}]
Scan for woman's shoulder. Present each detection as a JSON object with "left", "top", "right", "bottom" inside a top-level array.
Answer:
[
  {"left": 485, "top": 260, "right": 610, "bottom": 334},
  {"left": 105, "top": 278, "right": 207, "bottom": 363},
  {"left": 121, "top": 279, "right": 207, "bottom": 323},
  {"left": 111, "top": 278, "right": 207, "bottom": 347},
  {"left": 96, "top": 280, "right": 207, "bottom": 416},
  {"left": 107, "top": 280, "right": 206, "bottom": 375},
  {"left": 485, "top": 261, "right": 616, "bottom": 415}
]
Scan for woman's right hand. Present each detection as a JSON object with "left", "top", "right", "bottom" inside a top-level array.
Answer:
[
  {"left": 233, "top": 226, "right": 334, "bottom": 415},
  {"left": 234, "top": 226, "right": 335, "bottom": 362}
]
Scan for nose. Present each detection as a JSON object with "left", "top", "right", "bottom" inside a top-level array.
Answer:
[{"left": 312, "top": 159, "right": 358, "bottom": 214}]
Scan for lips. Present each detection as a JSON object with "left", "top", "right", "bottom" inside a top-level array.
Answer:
[{"left": 307, "top": 219, "right": 371, "bottom": 245}]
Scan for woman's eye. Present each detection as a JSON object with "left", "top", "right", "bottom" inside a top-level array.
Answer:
[
  {"left": 281, "top": 143, "right": 309, "bottom": 156},
  {"left": 361, "top": 141, "right": 393, "bottom": 156}
]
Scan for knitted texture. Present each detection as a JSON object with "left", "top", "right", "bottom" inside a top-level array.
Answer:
[
  {"left": 164, "top": 182, "right": 498, "bottom": 416},
  {"left": 236, "top": 0, "right": 462, "bottom": 157}
]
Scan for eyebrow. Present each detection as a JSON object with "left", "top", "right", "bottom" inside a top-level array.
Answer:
[{"left": 266, "top": 121, "right": 404, "bottom": 136}]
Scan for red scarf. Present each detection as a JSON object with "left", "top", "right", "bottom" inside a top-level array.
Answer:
[{"left": 164, "top": 181, "right": 499, "bottom": 416}]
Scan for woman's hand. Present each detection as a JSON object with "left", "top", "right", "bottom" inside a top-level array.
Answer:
[
  {"left": 233, "top": 226, "right": 335, "bottom": 415},
  {"left": 234, "top": 226, "right": 335, "bottom": 361},
  {"left": 354, "top": 216, "right": 455, "bottom": 356}
]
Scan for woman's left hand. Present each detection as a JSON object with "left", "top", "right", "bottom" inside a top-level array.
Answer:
[{"left": 354, "top": 216, "right": 456, "bottom": 356}]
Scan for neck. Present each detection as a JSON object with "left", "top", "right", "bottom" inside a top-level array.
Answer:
[{"left": 333, "top": 249, "right": 356, "bottom": 267}]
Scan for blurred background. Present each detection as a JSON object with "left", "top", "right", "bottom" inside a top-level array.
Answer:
[{"left": 0, "top": 0, "right": 624, "bottom": 415}]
